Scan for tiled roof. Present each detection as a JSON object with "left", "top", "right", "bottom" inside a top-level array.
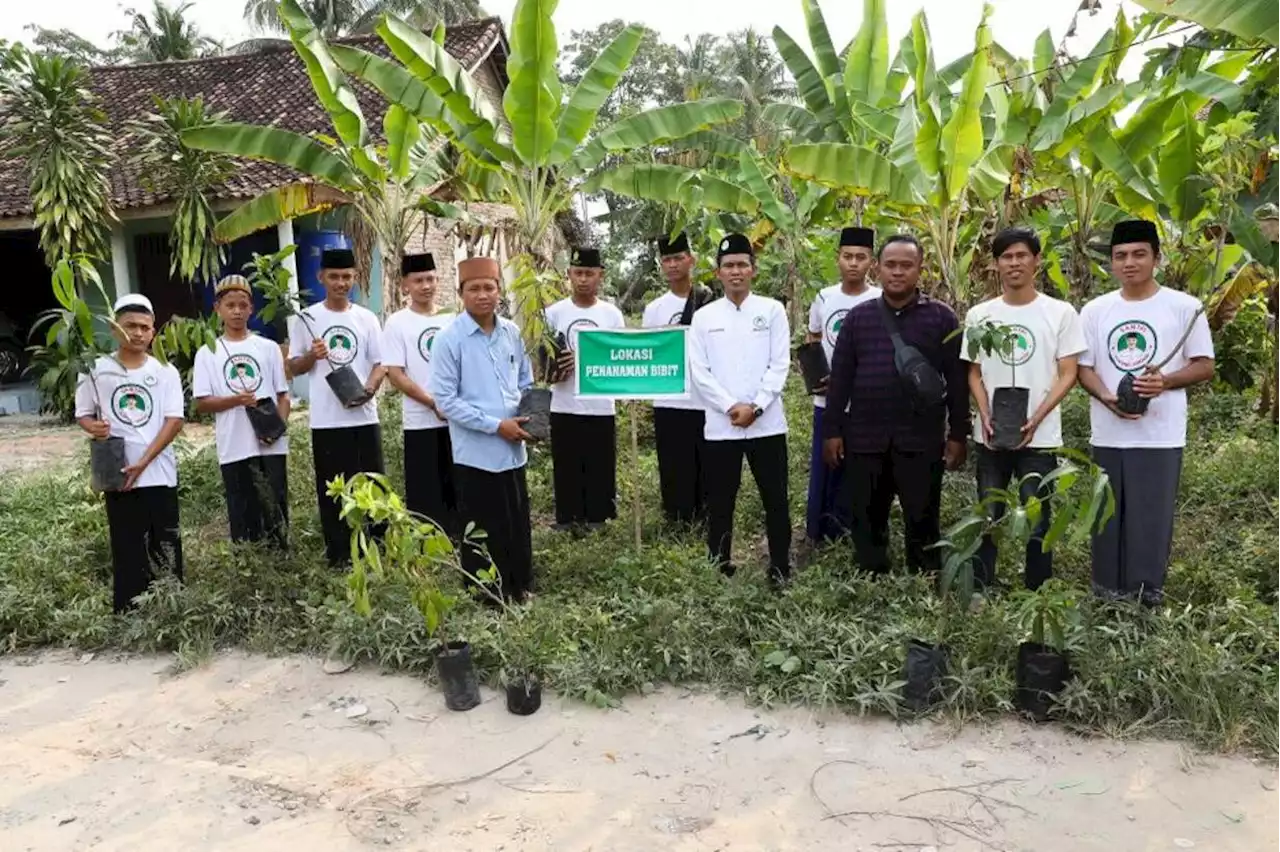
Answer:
[{"left": 0, "top": 17, "right": 506, "bottom": 221}]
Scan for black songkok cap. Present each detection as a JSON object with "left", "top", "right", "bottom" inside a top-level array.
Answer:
[
  {"left": 839, "top": 226, "right": 875, "bottom": 248},
  {"left": 401, "top": 253, "right": 435, "bottom": 275},
  {"left": 321, "top": 248, "right": 356, "bottom": 269},
  {"left": 1110, "top": 219, "right": 1160, "bottom": 252},
  {"left": 657, "top": 232, "right": 690, "bottom": 256},
  {"left": 716, "top": 233, "right": 753, "bottom": 261},
  {"left": 570, "top": 247, "right": 603, "bottom": 268}
]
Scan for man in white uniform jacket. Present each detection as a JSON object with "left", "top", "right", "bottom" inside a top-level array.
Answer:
[{"left": 689, "top": 232, "right": 792, "bottom": 588}]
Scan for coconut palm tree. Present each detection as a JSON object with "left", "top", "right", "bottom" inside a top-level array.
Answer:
[
  {"left": 716, "top": 28, "right": 795, "bottom": 143},
  {"left": 243, "top": 0, "right": 485, "bottom": 37},
  {"left": 117, "top": 1, "right": 221, "bottom": 62},
  {"left": 674, "top": 34, "right": 721, "bottom": 101}
]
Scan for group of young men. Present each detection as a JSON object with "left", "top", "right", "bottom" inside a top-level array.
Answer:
[{"left": 78, "top": 217, "right": 1212, "bottom": 612}]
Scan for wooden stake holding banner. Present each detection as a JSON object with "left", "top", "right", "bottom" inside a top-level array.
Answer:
[
  {"left": 573, "top": 327, "right": 692, "bottom": 554},
  {"left": 631, "top": 402, "right": 642, "bottom": 553}
]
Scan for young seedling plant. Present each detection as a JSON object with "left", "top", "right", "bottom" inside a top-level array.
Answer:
[
  {"left": 957, "top": 319, "right": 1028, "bottom": 450},
  {"left": 252, "top": 245, "right": 370, "bottom": 407},
  {"left": 935, "top": 448, "right": 1115, "bottom": 608},
  {"left": 910, "top": 450, "right": 1113, "bottom": 714},
  {"left": 31, "top": 256, "right": 133, "bottom": 490},
  {"left": 329, "top": 472, "right": 504, "bottom": 709},
  {"left": 508, "top": 254, "right": 566, "bottom": 440}
]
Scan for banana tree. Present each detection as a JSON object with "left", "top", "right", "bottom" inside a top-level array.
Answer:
[
  {"left": 585, "top": 141, "right": 839, "bottom": 328},
  {"left": 182, "top": 0, "right": 461, "bottom": 312},
  {"left": 334, "top": 0, "right": 743, "bottom": 353}
]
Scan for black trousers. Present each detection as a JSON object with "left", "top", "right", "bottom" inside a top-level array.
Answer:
[
  {"left": 403, "top": 427, "right": 457, "bottom": 535},
  {"left": 312, "top": 424, "right": 384, "bottom": 567},
  {"left": 221, "top": 455, "right": 289, "bottom": 548},
  {"left": 455, "top": 464, "right": 534, "bottom": 599},
  {"left": 653, "top": 407, "right": 706, "bottom": 525},
  {"left": 104, "top": 486, "right": 184, "bottom": 613},
  {"left": 843, "top": 446, "right": 943, "bottom": 575},
  {"left": 975, "top": 445, "right": 1056, "bottom": 590},
  {"left": 704, "top": 435, "right": 791, "bottom": 575},
  {"left": 549, "top": 413, "right": 617, "bottom": 525}
]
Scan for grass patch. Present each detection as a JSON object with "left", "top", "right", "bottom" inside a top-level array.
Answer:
[{"left": 0, "top": 383, "right": 1275, "bottom": 753}]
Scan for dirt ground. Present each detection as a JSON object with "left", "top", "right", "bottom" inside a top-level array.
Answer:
[
  {"left": 0, "top": 651, "right": 1274, "bottom": 851},
  {"left": 0, "top": 413, "right": 215, "bottom": 475}
]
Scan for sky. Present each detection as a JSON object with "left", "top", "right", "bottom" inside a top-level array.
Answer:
[{"left": 1, "top": 0, "right": 1162, "bottom": 75}]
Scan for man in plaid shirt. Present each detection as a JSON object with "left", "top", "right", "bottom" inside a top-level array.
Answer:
[{"left": 821, "top": 234, "right": 970, "bottom": 575}]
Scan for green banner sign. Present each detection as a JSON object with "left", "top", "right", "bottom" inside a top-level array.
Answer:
[{"left": 574, "top": 327, "right": 690, "bottom": 399}]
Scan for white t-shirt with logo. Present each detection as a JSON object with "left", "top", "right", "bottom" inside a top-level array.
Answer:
[
  {"left": 807, "top": 283, "right": 882, "bottom": 408},
  {"left": 288, "top": 302, "right": 382, "bottom": 430},
  {"left": 382, "top": 308, "right": 454, "bottom": 431},
  {"left": 642, "top": 289, "right": 701, "bottom": 411},
  {"left": 192, "top": 334, "right": 291, "bottom": 466},
  {"left": 961, "top": 293, "right": 1086, "bottom": 449},
  {"left": 74, "top": 354, "right": 184, "bottom": 489},
  {"left": 546, "top": 297, "right": 627, "bottom": 416},
  {"left": 1079, "top": 286, "right": 1214, "bottom": 449}
]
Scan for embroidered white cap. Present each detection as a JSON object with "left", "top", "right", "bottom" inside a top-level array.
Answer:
[{"left": 113, "top": 293, "right": 155, "bottom": 314}]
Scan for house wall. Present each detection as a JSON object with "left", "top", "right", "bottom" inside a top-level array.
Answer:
[{"left": 474, "top": 58, "right": 512, "bottom": 136}]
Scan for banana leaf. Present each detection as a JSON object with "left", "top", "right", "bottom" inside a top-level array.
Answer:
[
  {"left": 382, "top": 105, "right": 419, "bottom": 183},
  {"left": 378, "top": 16, "right": 507, "bottom": 159},
  {"left": 784, "top": 143, "right": 914, "bottom": 202},
  {"left": 181, "top": 124, "right": 359, "bottom": 190},
  {"left": 845, "top": 0, "right": 889, "bottom": 107},
  {"left": 549, "top": 24, "right": 643, "bottom": 165},
  {"left": 503, "top": 0, "right": 562, "bottom": 167},
  {"left": 571, "top": 98, "right": 743, "bottom": 174},
  {"left": 772, "top": 27, "right": 840, "bottom": 136},
  {"left": 761, "top": 103, "right": 825, "bottom": 142},
  {"left": 734, "top": 148, "right": 791, "bottom": 230},
  {"left": 330, "top": 44, "right": 510, "bottom": 161},
  {"left": 214, "top": 183, "right": 342, "bottom": 244},
  {"left": 279, "top": 0, "right": 367, "bottom": 150},
  {"left": 938, "top": 3, "right": 993, "bottom": 204},
  {"left": 584, "top": 163, "right": 760, "bottom": 214},
  {"left": 1157, "top": 98, "right": 1203, "bottom": 223},
  {"left": 1133, "top": 0, "right": 1278, "bottom": 47},
  {"left": 795, "top": 0, "right": 852, "bottom": 138}
]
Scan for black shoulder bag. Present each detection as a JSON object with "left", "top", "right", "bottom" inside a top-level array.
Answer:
[{"left": 877, "top": 300, "right": 947, "bottom": 413}]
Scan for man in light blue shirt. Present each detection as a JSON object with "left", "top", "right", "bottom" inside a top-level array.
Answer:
[{"left": 429, "top": 257, "right": 536, "bottom": 601}]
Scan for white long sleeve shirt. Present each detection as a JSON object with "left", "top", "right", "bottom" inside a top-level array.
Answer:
[{"left": 689, "top": 293, "right": 790, "bottom": 441}]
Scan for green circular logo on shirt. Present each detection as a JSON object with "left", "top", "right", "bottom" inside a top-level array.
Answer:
[
  {"left": 999, "top": 323, "right": 1036, "bottom": 368},
  {"left": 824, "top": 308, "right": 849, "bottom": 347},
  {"left": 564, "top": 318, "right": 599, "bottom": 351},
  {"left": 112, "top": 383, "right": 154, "bottom": 428},
  {"left": 1107, "top": 320, "right": 1157, "bottom": 372},
  {"left": 324, "top": 325, "right": 358, "bottom": 366},
  {"left": 223, "top": 354, "right": 263, "bottom": 393},
  {"left": 417, "top": 327, "right": 438, "bottom": 363},
  {"left": 752, "top": 314, "right": 768, "bottom": 330}
]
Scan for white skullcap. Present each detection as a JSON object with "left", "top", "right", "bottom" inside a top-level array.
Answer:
[{"left": 113, "top": 293, "right": 155, "bottom": 314}]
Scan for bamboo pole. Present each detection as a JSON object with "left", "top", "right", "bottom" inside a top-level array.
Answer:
[{"left": 631, "top": 401, "right": 642, "bottom": 553}]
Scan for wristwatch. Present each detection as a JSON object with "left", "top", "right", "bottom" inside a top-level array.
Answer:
[{"left": 752, "top": 405, "right": 764, "bottom": 420}]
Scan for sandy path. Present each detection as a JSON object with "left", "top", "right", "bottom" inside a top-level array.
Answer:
[
  {"left": 0, "top": 414, "right": 217, "bottom": 475},
  {"left": 0, "top": 651, "right": 1274, "bottom": 851}
]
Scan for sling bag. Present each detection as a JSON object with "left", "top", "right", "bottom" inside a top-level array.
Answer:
[{"left": 877, "top": 299, "right": 947, "bottom": 414}]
